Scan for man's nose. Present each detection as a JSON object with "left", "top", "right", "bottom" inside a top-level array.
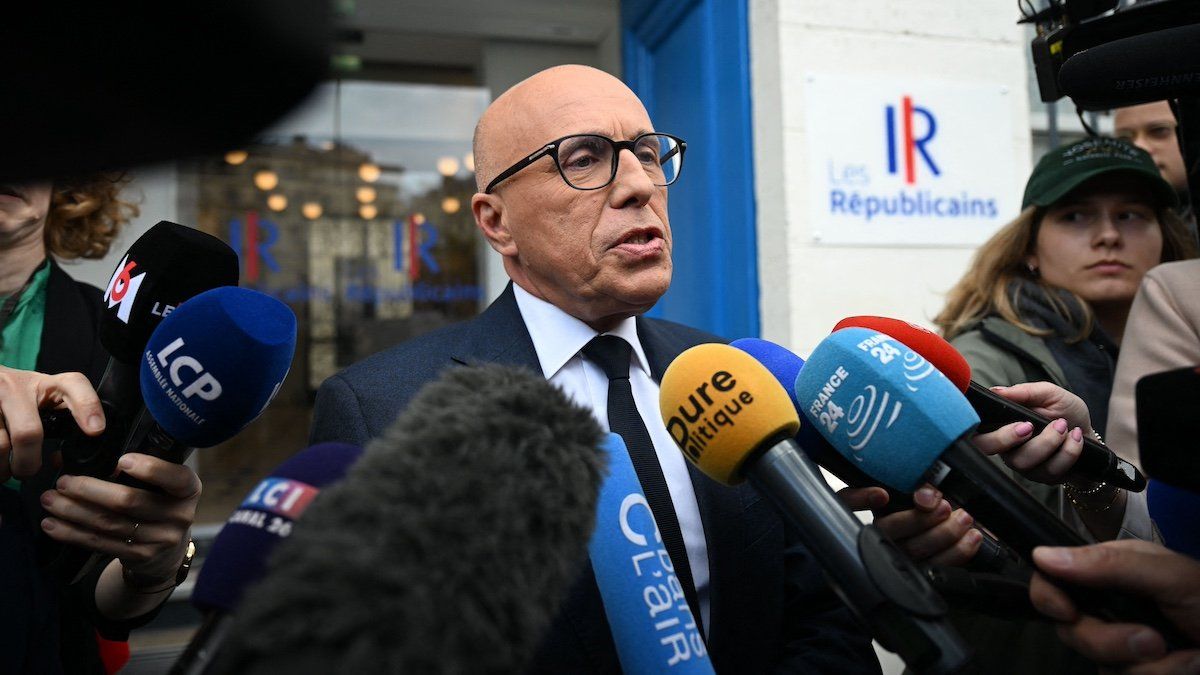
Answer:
[{"left": 608, "top": 148, "right": 655, "bottom": 208}]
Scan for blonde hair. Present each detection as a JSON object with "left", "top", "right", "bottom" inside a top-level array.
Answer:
[
  {"left": 44, "top": 173, "right": 139, "bottom": 260},
  {"left": 935, "top": 204, "right": 1197, "bottom": 342}
]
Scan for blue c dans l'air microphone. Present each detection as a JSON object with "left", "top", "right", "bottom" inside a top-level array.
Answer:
[
  {"left": 170, "top": 442, "right": 363, "bottom": 675},
  {"left": 731, "top": 338, "right": 1024, "bottom": 577},
  {"left": 795, "top": 327, "right": 1189, "bottom": 645}
]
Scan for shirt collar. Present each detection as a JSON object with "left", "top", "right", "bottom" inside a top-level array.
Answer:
[{"left": 512, "top": 283, "right": 651, "bottom": 379}]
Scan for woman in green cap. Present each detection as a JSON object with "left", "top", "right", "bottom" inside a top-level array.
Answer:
[{"left": 932, "top": 137, "right": 1196, "bottom": 675}]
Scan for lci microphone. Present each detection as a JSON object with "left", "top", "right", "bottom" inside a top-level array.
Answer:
[
  {"left": 658, "top": 343, "right": 972, "bottom": 675},
  {"left": 832, "top": 315, "right": 1145, "bottom": 492},
  {"left": 171, "top": 442, "right": 364, "bottom": 675}
]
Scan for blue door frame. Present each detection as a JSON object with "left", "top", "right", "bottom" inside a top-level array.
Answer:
[{"left": 622, "top": 0, "right": 760, "bottom": 339}]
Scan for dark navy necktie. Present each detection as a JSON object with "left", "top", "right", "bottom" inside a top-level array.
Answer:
[{"left": 582, "top": 334, "right": 702, "bottom": 627}]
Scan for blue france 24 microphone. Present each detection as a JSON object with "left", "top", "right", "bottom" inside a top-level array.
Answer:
[
  {"left": 795, "top": 327, "right": 1189, "bottom": 645},
  {"left": 731, "top": 338, "right": 1024, "bottom": 577},
  {"left": 171, "top": 442, "right": 363, "bottom": 675}
]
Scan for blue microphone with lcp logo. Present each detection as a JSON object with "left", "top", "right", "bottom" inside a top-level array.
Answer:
[
  {"left": 139, "top": 286, "right": 295, "bottom": 454},
  {"left": 53, "top": 285, "right": 295, "bottom": 584}
]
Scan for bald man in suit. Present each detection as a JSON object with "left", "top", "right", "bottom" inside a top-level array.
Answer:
[{"left": 311, "top": 65, "right": 880, "bottom": 673}]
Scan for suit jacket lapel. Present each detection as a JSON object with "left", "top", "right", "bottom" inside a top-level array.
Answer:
[
  {"left": 458, "top": 283, "right": 615, "bottom": 668},
  {"left": 451, "top": 283, "right": 541, "bottom": 372}
]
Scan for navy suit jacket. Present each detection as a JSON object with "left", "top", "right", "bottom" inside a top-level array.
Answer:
[{"left": 310, "top": 284, "right": 879, "bottom": 674}]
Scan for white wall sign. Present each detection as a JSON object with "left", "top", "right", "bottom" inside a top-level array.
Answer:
[{"left": 803, "top": 73, "right": 1019, "bottom": 246}]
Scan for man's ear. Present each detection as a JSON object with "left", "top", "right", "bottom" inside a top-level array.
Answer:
[{"left": 472, "top": 193, "right": 517, "bottom": 256}]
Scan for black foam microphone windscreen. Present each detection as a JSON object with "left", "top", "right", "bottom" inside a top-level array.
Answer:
[
  {"left": 212, "top": 364, "right": 607, "bottom": 674},
  {"left": 1059, "top": 23, "right": 1200, "bottom": 111},
  {"left": 1137, "top": 365, "right": 1200, "bottom": 492},
  {"left": 99, "top": 221, "right": 240, "bottom": 363}
]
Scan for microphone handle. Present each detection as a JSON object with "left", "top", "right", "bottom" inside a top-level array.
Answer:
[
  {"left": 965, "top": 381, "right": 1145, "bottom": 492},
  {"left": 112, "top": 408, "right": 195, "bottom": 493},
  {"left": 936, "top": 437, "right": 1190, "bottom": 649},
  {"left": 748, "top": 438, "right": 973, "bottom": 675},
  {"left": 922, "top": 565, "right": 1040, "bottom": 621},
  {"left": 808, "top": 435, "right": 1024, "bottom": 576},
  {"left": 171, "top": 611, "right": 234, "bottom": 675}
]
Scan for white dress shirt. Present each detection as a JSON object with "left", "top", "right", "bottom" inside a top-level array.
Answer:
[{"left": 513, "top": 284, "right": 711, "bottom": 630}]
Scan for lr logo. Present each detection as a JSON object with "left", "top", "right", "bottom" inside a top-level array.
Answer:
[
  {"left": 885, "top": 96, "right": 940, "bottom": 185},
  {"left": 229, "top": 212, "right": 280, "bottom": 283},
  {"left": 394, "top": 214, "right": 441, "bottom": 280}
]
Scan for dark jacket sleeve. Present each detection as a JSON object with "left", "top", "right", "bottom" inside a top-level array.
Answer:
[{"left": 309, "top": 374, "right": 373, "bottom": 447}]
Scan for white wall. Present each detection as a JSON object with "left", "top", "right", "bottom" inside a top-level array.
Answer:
[{"left": 750, "top": 0, "right": 1033, "bottom": 356}]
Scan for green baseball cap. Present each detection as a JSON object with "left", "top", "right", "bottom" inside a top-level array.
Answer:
[{"left": 1022, "top": 136, "right": 1178, "bottom": 210}]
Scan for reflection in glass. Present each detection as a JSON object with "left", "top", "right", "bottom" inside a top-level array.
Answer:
[
  {"left": 358, "top": 162, "right": 381, "bottom": 182},
  {"left": 179, "top": 81, "right": 489, "bottom": 526},
  {"left": 437, "top": 156, "right": 460, "bottom": 177},
  {"left": 254, "top": 169, "right": 279, "bottom": 191}
]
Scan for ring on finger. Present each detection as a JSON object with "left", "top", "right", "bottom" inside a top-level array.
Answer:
[{"left": 125, "top": 521, "right": 140, "bottom": 545}]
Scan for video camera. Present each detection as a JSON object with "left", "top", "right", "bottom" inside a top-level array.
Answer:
[{"left": 1022, "top": 0, "right": 1200, "bottom": 108}]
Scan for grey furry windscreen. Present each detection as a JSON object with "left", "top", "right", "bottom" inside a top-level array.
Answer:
[{"left": 215, "top": 364, "right": 607, "bottom": 674}]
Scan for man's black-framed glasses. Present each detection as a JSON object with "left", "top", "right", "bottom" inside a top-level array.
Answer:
[{"left": 484, "top": 132, "right": 687, "bottom": 194}]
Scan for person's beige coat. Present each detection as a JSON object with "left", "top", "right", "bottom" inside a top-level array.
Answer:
[{"left": 1108, "top": 259, "right": 1200, "bottom": 468}]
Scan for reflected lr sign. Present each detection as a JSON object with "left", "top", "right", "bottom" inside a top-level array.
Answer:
[
  {"left": 394, "top": 214, "right": 440, "bottom": 279},
  {"left": 229, "top": 212, "right": 280, "bottom": 283}
]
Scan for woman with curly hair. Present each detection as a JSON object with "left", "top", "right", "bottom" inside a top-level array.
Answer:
[
  {"left": 0, "top": 175, "right": 137, "bottom": 376},
  {"left": 0, "top": 175, "right": 203, "bottom": 675},
  {"left": 931, "top": 137, "right": 1197, "bottom": 675}
]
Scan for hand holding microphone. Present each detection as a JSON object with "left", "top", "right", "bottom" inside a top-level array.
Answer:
[
  {"left": 1029, "top": 540, "right": 1200, "bottom": 672},
  {"left": 832, "top": 316, "right": 1145, "bottom": 492},
  {"left": 0, "top": 367, "right": 105, "bottom": 481},
  {"left": 660, "top": 343, "right": 972, "bottom": 675},
  {"left": 42, "top": 284, "right": 296, "bottom": 599},
  {"left": 731, "top": 337, "right": 1005, "bottom": 572},
  {"left": 969, "top": 382, "right": 1098, "bottom": 487},
  {"left": 797, "top": 327, "right": 1188, "bottom": 648}
]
